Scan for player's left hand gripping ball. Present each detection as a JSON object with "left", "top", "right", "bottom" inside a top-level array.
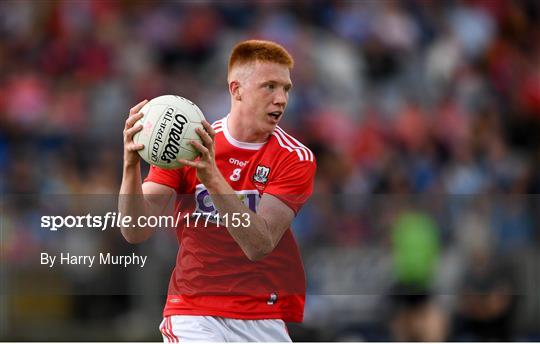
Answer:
[{"left": 178, "top": 120, "right": 219, "bottom": 184}]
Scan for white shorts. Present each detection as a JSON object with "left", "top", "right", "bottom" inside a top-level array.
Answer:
[{"left": 159, "top": 315, "right": 291, "bottom": 342}]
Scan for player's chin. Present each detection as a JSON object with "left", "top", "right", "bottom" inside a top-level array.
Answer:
[{"left": 264, "top": 119, "right": 280, "bottom": 133}]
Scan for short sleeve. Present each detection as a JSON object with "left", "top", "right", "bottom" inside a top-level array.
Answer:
[
  {"left": 263, "top": 158, "right": 316, "bottom": 214},
  {"left": 144, "top": 165, "right": 185, "bottom": 192}
]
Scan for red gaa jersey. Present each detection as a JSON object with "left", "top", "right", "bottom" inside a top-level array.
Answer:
[{"left": 144, "top": 115, "right": 316, "bottom": 322}]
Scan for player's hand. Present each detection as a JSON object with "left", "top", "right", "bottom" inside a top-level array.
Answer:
[
  {"left": 123, "top": 99, "right": 148, "bottom": 167},
  {"left": 178, "top": 120, "right": 221, "bottom": 185}
]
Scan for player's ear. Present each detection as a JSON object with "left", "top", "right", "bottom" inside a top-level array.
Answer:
[{"left": 229, "top": 80, "right": 242, "bottom": 101}]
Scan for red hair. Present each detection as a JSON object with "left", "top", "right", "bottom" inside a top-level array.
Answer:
[{"left": 228, "top": 40, "right": 294, "bottom": 74}]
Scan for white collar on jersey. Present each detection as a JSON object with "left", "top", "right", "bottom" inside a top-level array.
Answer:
[{"left": 222, "top": 114, "right": 266, "bottom": 150}]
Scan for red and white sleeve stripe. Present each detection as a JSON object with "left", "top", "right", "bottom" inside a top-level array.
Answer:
[
  {"left": 211, "top": 119, "right": 223, "bottom": 134},
  {"left": 273, "top": 127, "right": 314, "bottom": 162}
]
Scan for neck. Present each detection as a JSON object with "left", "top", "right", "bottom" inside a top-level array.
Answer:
[{"left": 228, "top": 109, "right": 270, "bottom": 143}]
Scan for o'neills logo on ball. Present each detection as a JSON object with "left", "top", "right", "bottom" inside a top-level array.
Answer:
[
  {"left": 160, "top": 113, "right": 189, "bottom": 163},
  {"left": 150, "top": 107, "right": 174, "bottom": 163}
]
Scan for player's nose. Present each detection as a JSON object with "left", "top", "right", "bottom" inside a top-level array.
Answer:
[{"left": 273, "top": 89, "right": 287, "bottom": 107}]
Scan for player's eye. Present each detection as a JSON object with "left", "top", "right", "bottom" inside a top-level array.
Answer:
[{"left": 265, "top": 84, "right": 275, "bottom": 91}]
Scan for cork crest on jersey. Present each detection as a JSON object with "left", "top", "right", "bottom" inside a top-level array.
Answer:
[{"left": 253, "top": 165, "right": 270, "bottom": 184}]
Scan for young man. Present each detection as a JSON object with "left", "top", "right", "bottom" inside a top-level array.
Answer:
[{"left": 119, "top": 40, "right": 316, "bottom": 342}]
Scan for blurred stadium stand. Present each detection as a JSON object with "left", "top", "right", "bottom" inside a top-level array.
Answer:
[{"left": 1, "top": 0, "right": 539, "bottom": 341}]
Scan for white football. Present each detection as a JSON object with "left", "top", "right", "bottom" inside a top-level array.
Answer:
[{"left": 133, "top": 95, "right": 205, "bottom": 169}]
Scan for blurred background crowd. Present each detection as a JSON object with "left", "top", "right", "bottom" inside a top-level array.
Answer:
[{"left": 1, "top": 0, "right": 539, "bottom": 341}]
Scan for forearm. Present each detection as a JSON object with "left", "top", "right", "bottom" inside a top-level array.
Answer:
[
  {"left": 206, "top": 175, "right": 273, "bottom": 261},
  {"left": 118, "top": 163, "right": 153, "bottom": 243}
]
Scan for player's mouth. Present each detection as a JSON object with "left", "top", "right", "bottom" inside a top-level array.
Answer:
[{"left": 267, "top": 111, "right": 282, "bottom": 122}]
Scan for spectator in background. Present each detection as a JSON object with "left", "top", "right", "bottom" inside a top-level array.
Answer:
[
  {"left": 390, "top": 204, "right": 440, "bottom": 290},
  {"left": 455, "top": 247, "right": 516, "bottom": 341},
  {"left": 387, "top": 202, "right": 448, "bottom": 341},
  {"left": 390, "top": 291, "right": 449, "bottom": 342}
]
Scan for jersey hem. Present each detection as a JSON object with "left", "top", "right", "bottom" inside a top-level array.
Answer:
[{"left": 163, "top": 308, "right": 304, "bottom": 323}]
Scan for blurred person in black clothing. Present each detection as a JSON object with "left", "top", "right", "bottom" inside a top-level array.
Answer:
[
  {"left": 389, "top": 286, "right": 449, "bottom": 342},
  {"left": 455, "top": 249, "right": 516, "bottom": 341}
]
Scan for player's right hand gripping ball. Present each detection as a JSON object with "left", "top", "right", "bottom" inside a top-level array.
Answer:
[{"left": 133, "top": 95, "right": 206, "bottom": 169}]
